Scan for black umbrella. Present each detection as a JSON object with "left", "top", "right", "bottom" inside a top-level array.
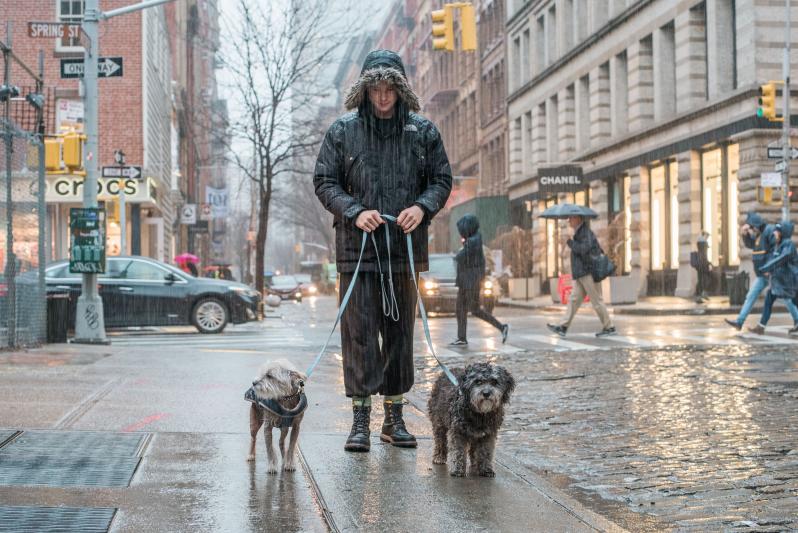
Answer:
[{"left": 539, "top": 203, "right": 598, "bottom": 219}]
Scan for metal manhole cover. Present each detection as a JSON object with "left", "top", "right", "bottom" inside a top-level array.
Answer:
[
  {"left": 2, "top": 430, "right": 145, "bottom": 457},
  {"left": 0, "top": 505, "right": 116, "bottom": 532}
]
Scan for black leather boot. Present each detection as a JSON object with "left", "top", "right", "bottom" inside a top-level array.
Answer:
[
  {"left": 344, "top": 405, "right": 371, "bottom": 452},
  {"left": 380, "top": 401, "right": 417, "bottom": 448}
]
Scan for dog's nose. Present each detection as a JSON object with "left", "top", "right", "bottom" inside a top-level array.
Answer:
[{"left": 482, "top": 390, "right": 491, "bottom": 398}]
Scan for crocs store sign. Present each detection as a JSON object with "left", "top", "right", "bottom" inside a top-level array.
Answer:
[
  {"left": 538, "top": 165, "right": 585, "bottom": 194},
  {"left": 46, "top": 176, "right": 157, "bottom": 204}
]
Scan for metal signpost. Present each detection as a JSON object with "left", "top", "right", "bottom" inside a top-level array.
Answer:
[
  {"left": 781, "top": 0, "right": 792, "bottom": 219},
  {"left": 73, "top": 0, "right": 177, "bottom": 344}
]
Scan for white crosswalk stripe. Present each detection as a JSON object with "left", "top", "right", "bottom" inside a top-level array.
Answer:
[{"left": 518, "top": 334, "right": 601, "bottom": 352}]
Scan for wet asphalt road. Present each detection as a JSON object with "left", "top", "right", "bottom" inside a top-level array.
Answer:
[{"left": 2, "top": 295, "right": 797, "bottom": 531}]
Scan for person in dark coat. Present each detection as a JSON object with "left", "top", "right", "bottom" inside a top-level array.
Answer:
[
  {"left": 694, "top": 230, "right": 711, "bottom": 302},
  {"left": 314, "top": 50, "right": 452, "bottom": 452},
  {"left": 725, "top": 212, "right": 775, "bottom": 331},
  {"left": 756, "top": 221, "right": 798, "bottom": 335},
  {"left": 547, "top": 215, "right": 615, "bottom": 337},
  {"left": 449, "top": 214, "right": 508, "bottom": 346}
]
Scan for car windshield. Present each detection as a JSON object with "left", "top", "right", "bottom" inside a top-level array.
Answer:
[
  {"left": 271, "top": 275, "right": 298, "bottom": 287},
  {"left": 294, "top": 274, "right": 311, "bottom": 284},
  {"left": 428, "top": 255, "right": 456, "bottom": 278}
]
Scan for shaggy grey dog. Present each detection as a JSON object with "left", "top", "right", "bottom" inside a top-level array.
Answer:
[{"left": 428, "top": 362, "right": 515, "bottom": 477}]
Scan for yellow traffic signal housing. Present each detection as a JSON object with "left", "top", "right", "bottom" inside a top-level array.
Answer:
[
  {"left": 460, "top": 3, "right": 477, "bottom": 51},
  {"left": 45, "top": 137, "right": 63, "bottom": 172},
  {"left": 63, "top": 132, "right": 86, "bottom": 170},
  {"left": 432, "top": 6, "right": 455, "bottom": 51},
  {"left": 107, "top": 198, "right": 120, "bottom": 223},
  {"left": 757, "top": 82, "right": 783, "bottom": 122}
]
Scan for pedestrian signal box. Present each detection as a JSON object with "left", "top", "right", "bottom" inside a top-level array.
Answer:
[{"left": 45, "top": 132, "right": 87, "bottom": 175}]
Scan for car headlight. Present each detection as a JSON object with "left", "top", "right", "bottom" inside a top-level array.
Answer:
[
  {"left": 423, "top": 280, "right": 438, "bottom": 290},
  {"left": 295, "top": 291, "right": 302, "bottom": 298},
  {"left": 308, "top": 285, "right": 317, "bottom": 294},
  {"left": 229, "top": 286, "right": 258, "bottom": 297}
]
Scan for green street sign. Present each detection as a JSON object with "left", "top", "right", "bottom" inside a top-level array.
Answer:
[{"left": 69, "top": 207, "right": 106, "bottom": 273}]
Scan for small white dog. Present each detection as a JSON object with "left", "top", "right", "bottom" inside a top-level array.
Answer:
[{"left": 246, "top": 359, "right": 307, "bottom": 473}]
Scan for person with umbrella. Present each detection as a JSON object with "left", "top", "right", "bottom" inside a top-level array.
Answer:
[
  {"left": 175, "top": 253, "right": 199, "bottom": 277},
  {"left": 544, "top": 204, "right": 616, "bottom": 338}
]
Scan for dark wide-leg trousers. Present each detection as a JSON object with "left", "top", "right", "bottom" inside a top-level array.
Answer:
[
  {"left": 339, "top": 271, "right": 417, "bottom": 398},
  {"left": 456, "top": 286, "right": 503, "bottom": 341}
]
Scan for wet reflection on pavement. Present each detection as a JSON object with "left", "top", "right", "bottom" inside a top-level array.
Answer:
[{"left": 412, "top": 344, "right": 798, "bottom": 531}]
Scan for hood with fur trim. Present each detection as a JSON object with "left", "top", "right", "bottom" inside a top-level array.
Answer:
[{"left": 344, "top": 52, "right": 420, "bottom": 113}]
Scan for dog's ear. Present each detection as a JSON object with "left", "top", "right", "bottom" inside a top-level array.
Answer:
[{"left": 498, "top": 366, "right": 516, "bottom": 404}]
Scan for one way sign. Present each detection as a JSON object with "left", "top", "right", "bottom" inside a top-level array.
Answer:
[{"left": 61, "top": 57, "right": 124, "bottom": 79}]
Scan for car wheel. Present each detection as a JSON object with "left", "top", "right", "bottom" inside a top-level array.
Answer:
[{"left": 193, "top": 297, "right": 229, "bottom": 334}]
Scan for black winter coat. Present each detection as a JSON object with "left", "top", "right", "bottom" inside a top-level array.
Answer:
[
  {"left": 314, "top": 113, "right": 452, "bottom": 273},
  {"left": 454, "top": 214, "right": 485, "bottom": 289},
  {"left": 568, "top": 222, "right": 600, "bottom": 279}
]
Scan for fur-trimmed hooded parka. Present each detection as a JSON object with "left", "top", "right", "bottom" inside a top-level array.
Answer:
[{"left": 313, "top": 49, "right": 452, "bottom": 273}]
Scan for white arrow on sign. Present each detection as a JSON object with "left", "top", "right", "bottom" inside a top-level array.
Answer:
[
  {"left": 98, "top": 57, "right": 121, "bottom": 77},
  {"left": 767, "top": 146, "right": 798, "bottom": 159}
]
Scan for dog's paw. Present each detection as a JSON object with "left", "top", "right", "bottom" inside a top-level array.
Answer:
[
  {"left": 266, "top": 463, "right": 279, "bottom": 474},
  {"left": 283, "top": 463, "right": 296, "bottom": 472},
  {"left": 478, "top": 468, "right": 495, "bottom": 478},
  {"left": 432, "top": 455, "right": 447, "bottom": 465},
  {"left": 449, "top": 469, "right": 466, "bottom": 477},
  {"left": 246, "top": 454, "right": 255, "bottom": 462}
]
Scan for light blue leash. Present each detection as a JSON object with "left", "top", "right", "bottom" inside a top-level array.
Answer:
[{"left": 304, "top": 214, "right": 459, "bottom": 386}]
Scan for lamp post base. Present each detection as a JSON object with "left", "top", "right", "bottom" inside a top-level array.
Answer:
[{"left": 73, "top": 294, "right": 109, "bottom": 344}]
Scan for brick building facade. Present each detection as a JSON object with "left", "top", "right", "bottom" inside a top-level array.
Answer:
[{"left": 3, "top": 0, "right": 225, "bottom": 266}]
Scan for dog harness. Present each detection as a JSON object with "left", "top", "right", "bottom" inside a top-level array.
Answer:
[
  {"left": 244, "top": 387, "right": 308, "bottom": 428},
  {"left": 305, "top": 214, "right": 459, "bottom": 386}
]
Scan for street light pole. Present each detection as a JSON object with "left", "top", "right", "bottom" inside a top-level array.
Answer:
[
  {"left": 73, "top": 0, "right": 178, "bottom": 343},
  {"left": 782, "top": 0, "right": 791, "bottom": 220}
]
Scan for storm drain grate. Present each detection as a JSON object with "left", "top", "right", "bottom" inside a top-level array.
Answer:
[
  {"left": 0, "top": 430, "right": 147, "bottom": 487},
  {"left": 3, "top": 430, "right": 145, "bottom": 457},
  {"left": 0, "top": 505, "right": 116, "bottom": 533}
]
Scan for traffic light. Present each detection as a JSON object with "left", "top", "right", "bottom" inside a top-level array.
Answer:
[
  {"left": 431, "top": 5, "right": 454, "bottom": 51},
  {"left": 63, "top": 132, "right": 86, "bottom": 170},
  {"left": 45, "top": 138, "right": 63, "bottom": 172},
  {"left": 460, "top": 3, "right": 477, "bottom": 51},
  {"left": 757, "top": 82, "right": 783, "bottom": 122}
]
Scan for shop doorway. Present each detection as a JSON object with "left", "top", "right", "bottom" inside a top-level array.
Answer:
[
  {"left": 701, "top": 144, "right": 740, "bottom": 293},
  {"left": 648, "top": 161, "right": 679, "bottom": 295}
]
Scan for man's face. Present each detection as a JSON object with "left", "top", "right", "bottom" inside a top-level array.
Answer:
[
  {"left": 368, "top": 81, "right": 398, "bottom": 118},
  {"left": 568, "top": 216, "right": 582, "bottom": 230}
]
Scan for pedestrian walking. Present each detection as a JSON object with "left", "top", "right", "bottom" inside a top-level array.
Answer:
[
  {"left": 547, "top": 215, "right": 616, "bottom": 338},
  {"left": 692, "top": 230, "right": 712, "bottom": 303},
  {"left": 449, "top": 214, "right": 509, "bottom": 347},
  {"left": 313, "top": 49, "right": 452, "bottom": 452},
  {"left": 724, "top": 212, "right": 775, "bottom": 330},
  {"left": 755, "top": 222, "right": 798, "bottom": 335},
  {"left": 745, "top": 288, "right": 798, "bottom": 335}
]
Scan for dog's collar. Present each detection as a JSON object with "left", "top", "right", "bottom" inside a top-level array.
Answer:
[{"left": 244, "top": 387, "right": 308, "bottom": 428}]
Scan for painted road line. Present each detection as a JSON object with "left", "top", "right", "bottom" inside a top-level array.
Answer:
[
  {"left": 572, "top": 333, "right": 659, "bottom": 348},
  {"left": 520, "top": 334, "right": 601, "bottom": 351}
]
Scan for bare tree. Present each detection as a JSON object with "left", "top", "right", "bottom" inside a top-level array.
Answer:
[{"left": 221, "top": 0, "right": 346, "bottom": 293}]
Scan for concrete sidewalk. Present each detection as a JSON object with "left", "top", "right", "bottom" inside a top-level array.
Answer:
[{"left": 299, "top": 354, "right": 628, "bottom": 533}]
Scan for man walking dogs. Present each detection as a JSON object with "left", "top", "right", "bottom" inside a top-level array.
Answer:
[
  {"left": 547, "top": 215, "right": 616, "bottom": 338},
  {"left": 314, "top": 50, "right": 452, "bottom": 452},
  {"left": 450, "top": 214, "right": 509, "bottom": 346}
]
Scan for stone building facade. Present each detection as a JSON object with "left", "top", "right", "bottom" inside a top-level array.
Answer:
[{"left": 506, "top": 0, "right": 798, "bottom": 298}]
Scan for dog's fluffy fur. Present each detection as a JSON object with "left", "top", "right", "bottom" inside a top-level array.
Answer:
[
  {"left": 427, "top": 362, "right": 515, "bottom": 477},
  {"left": 247, "top": 359, "right": 307, "bottom": 473}
]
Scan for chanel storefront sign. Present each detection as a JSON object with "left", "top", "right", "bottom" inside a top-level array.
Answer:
[{"left": 538, "top": 165, "right": 584, "bottom": 193}]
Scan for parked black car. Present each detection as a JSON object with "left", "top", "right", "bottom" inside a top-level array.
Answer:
[
  {"left": 419, "top": 253, "right": 499, "bottom": 314},
  {"left": 45, "top": 256, "right": 261, "bottom": 333},
  {"left": 266, "top": 275, "right": 303, "bottom": 302}
]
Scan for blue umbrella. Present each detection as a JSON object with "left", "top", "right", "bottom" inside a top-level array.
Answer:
[{"left": 539, "top": 203, "right": 598, "bottom": 219}]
